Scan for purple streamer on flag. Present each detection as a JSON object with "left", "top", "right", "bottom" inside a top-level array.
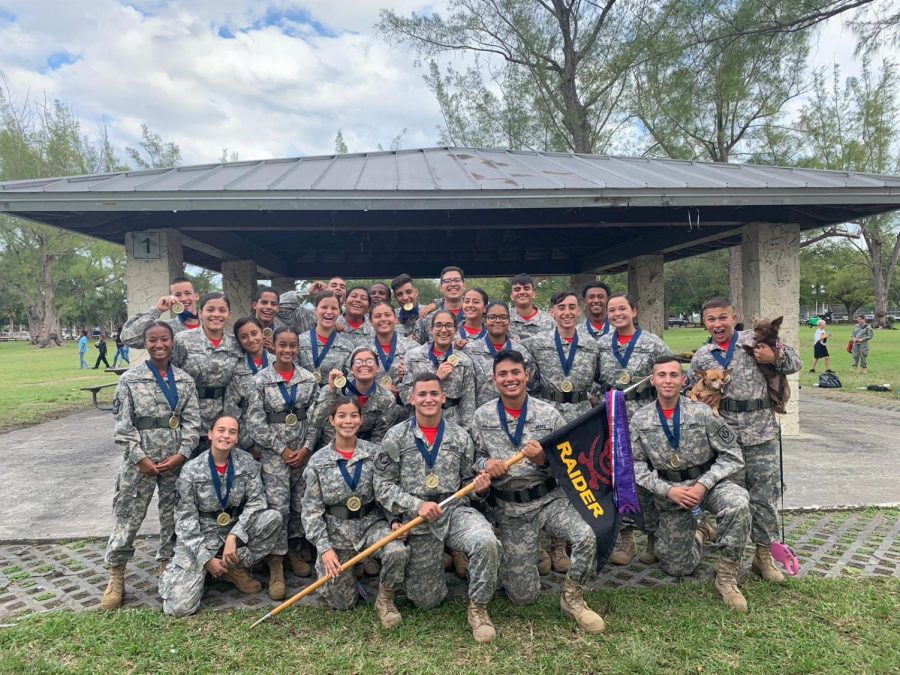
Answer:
[{"left": 607, "top": 390, "right": 641, "bottom": 514}]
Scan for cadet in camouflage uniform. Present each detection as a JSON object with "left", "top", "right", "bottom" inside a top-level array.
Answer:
[
  {"left": 598, "top": 292, "right": 673, "bottom": 566},
  {"left": 391, "top": 273, "right": 424, "bottom": 339},
  {"left": 336, "top": 286, "right": 377, "bottom": 349},
  {"left": 631, "top": 355, "right": 751, "bottom": 611},
  {"left": 120, "top": 276, "right": 201, "bottom": 348},
  {"left": 508, "top": 273, "right": 555, "bottom": 339},
  {"left": 400, "top": 309, "right": 477, "bottom": 427},
  {"left": 159, "top": 416, "right": 283, "bottom": 616},
  {"left": 302, "top": 397, "right": 408, "bottom": 628},
  {"left": 578, "top": 281, "right": 612, "bottom": 342},
  {"left": 850, "top": 314, "right": 875, "bottom": 372},
  {"left": 310, "top": 347, "right": 398, "bottom": 449},
  {"left": 471, "top": 350, "right": 606, "bottom": 633},
  {"left": 690, "top": 297, "right": 802, "bottom": 583},
  {"left": 244, "top": 327, "right": 320, "bottom": 594},
  {"left": 463, "top": 301, "right": 537, "bottom": 407},
  {"left": 521, "top": 291, "right": 602, "bottom": 424},
  {"left": 373, "top": 372, "right": 500, "bottom": 643},
  {"left": 297, "top": 292, "right": 354, "bottom": 386},
  {"left": 101, "top": 322, "right": 201, "bottom": 610},
  {"left": 413, "top": 266, "right": 466, "bottom": 342},
  {"left": 370, "top": 301, "right": 418, "bottom": 391},
  {"left": 170, "top": 294, "right": 251, "bottom": 449},
  {"left": 277, "top": 288, "right": 318, "bottom": 335}
]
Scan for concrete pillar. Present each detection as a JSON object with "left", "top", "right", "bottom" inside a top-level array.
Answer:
[
  {"left": 741, "top": 222, "right": 801, "bottom": 436},
  {"left": 729, "top": 246, "right": 744, "bottom": 325},
  {"left": 222, "top": 259, "right": 258, "bottom": 322},
  {"left": 125, "top": 229, "right": 184, "bottom": 364},
  {"left": 571, "top": 273, "right": 597, "bottom": 294},
  {"left": 271, "top": 276, "right": 296, "bottom": 295},
  {"left": 627, "top": 255, "right": 665, "bottom": 337}
]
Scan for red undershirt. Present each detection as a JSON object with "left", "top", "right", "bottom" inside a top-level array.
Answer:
[
  {"left": 420, "top": 425, "right": 439, "bottom": 445},
  {"left": 345, "top": 318, "right": 364, "bottom": 330},
  {"left": 184, "top": 320, "right": 200, "bottom": 328},
  {"left": 316, "top": 333, "right": 330, "bottom": 345},
  {"left": 521, "top": 309, "right": 539, "bottom": 321},
  {"left": 617, "top": 334, "right": 633, "bottom": 345},
  {"left": 253, "top": 358, "right": 264, "bottom": 368},
  {"left": 661, "top": 407, "right": 675, "bottom": 420},
  {"left": 215, "top": 463, "right": 227, "bottom": 475},
  {"left": 358, "top": 396, "right": 369, "bottom": 407},
  {"left": 563, "top": 336, "right": 573, "bottom": 344},
  {"left": 380, "top": 343, "right": 392, "bottom": 351},
  {"left": 209, "top": 337, "right": 222, "bottom": 348},
  {"left": 336, "top": 448, "right": 354, "bottom": 460},
  {"left": 591, "top": 322, "right": 605, "bottom": 332},
  {"left": 278, "top": 369, "right": 294, "bottom": 382},
  {"left": 432, "top": 349, "right": 445, "bottom": 358},
  {"left": 492, "top": 342, "right": 506, "bottom": 351},
  {"left": 716, "top": 341, "right": 731, "bottom": 350},
  {"left": 449, "top": 308, "right": 461, "bottom": 317},
  {"left": 504, "top": 406, "right": 522, "bottom": 419},
  {"left": 463, "top": 324, "right": 483, "bottom": 336}
]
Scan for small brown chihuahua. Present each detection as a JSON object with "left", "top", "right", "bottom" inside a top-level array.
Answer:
[{"left": 689, "top": 369, "right": 732, "bottom": 415}]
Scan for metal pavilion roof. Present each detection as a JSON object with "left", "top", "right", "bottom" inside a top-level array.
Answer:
[{"left": 1, "top": 147, "right": 899, "bottom": 277}]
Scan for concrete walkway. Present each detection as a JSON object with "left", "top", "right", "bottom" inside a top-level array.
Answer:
[{"left": 1, "top": 392, "right": 898, "bottom": 541}]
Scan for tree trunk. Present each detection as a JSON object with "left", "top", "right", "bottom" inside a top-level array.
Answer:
[{"left": 31, "top": 235, "right": 63, "bottom": 348}]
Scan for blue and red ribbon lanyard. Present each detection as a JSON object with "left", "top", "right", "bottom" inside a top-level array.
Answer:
[
  {"left": 337, "top": 456, "right": 363, "bottom": 492},
  {"left": 656, "top": 400, "right": 681, "bottom": 449},
  {"left": 346, "top": 379, "right": 376, "bottom": 399},
  {"left": 484, "top": 335, "right": 512, "bottom": 358},
  {"left": 247, "top": 351, "right": 269, "bottom": 375},
  {"left": 712, "top": 332, "right": 738, "bottom": 369},
  {"left": 584, "top": 318, "right": 610, "bottom": 338},
  {"left": 277, "top": 379, "right": 298, "bottom": 412},
  {"left": 146, "top": 360, "right": 178, "bottom": 413},
  {"left": 459, "top": 324, "right": 487, "bottom": 340},
  {"left": 554, "top": 329, "right": 579, "bottom": 377},
  {"left": 427, "top": 343, "right": 454, "bottom": 368},
  {"left": 310, "top": 328, "right": 337, "bottom": 372},
  {"left": 497, "top": 396, "right": 528, "bottom": 447},
  {"left": 374, "top": 333, "right": 398, "bottom": 372},
  {"left": 612, "top": 327, "right": 642, "bottom": 370},
  {"left": 413, "top": 419, "right": 445, "bottom": 469},
  {"left": 208, "top": 451, "right": 234, "bottom": 511}
]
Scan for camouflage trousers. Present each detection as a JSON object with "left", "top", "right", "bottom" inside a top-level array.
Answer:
[
  {"left": 851, "top": 343, "right": 870, "bottom": 368},
  {"left": 159, "top": 508, "right": 282, "bottom": 617},
  {"left": 654, "top": 480, "right": 750, "bottom": 577},
  {"left": 260, "top": 449, "right": 306, "bottom": 555},
  {"left": 315, "top": 520, "right": 409, "bottom": 611},
  {"left": 104, "top": 461, "right": 180, "bottom": 567},
  {"left": 405, "top": 505, "right": 500, "bottom": 608},
  {"left": 734, "top": 439, "right": 781, "bottom": 545},
  {"left": 494, "top": 493, "right": 597, "bottom": 604}
]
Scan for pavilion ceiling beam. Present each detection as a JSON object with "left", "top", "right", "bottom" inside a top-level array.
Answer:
[{"left": 181, "top": 232, "right": 289, "bottom": 278}]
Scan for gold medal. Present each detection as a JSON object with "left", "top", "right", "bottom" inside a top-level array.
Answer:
[
  {"left": 670, "top": 454, "right": 682, "bottom": 470},
  {"left": 263, "top": 327, "right": 274, "bottom": 339},
  {"left": 168, "top": 414, "right": 180, "bottom": 430},
  {"left": 380, "top": 375, "right": 393, "bottom": 387},
  {"left": 216, "top": 512, "right": 232, "bottom": 527},
  {"left": 403, "top": 302, "right": 415, "bottom": 312},
  {"left": 284, "top": 412, "right": 298, "bottom": 427},
  {"left": 617, "top": 372, "right": 631, "bottom": 386},
  {"left": 560, "top": 378, "right": 574, "bottom": 393},
  {"left": 314, "top": 371, "right": 323, "bottom": 383},
  {"left": 172, "top": 301, "right": 185, "bottom": 314},
  {"left": 447, "top": 354, "right": 460, "bottom": 367},
  {"left": 334, "top": 375, "right": 347, "bottom": 388},
  {"left": 346, "top": 495, "right": 362, "bottom": 512},
  {"left": 425, "top": 473, "right": 440, "bottom": 489}
]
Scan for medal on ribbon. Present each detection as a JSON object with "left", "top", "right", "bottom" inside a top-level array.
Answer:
[
  {"left": 414, "top": 419, "right": 445, "bottom": 489},
  {"left": 554, "top": 329, "right": 579, "bottom": 393},
  {"left": 374, "top": 334, "right": 398, "bottom": 384},
  {"left": 277, "top": 378, "right": 299, "bottom": 426},
  {"left": 310, "top": 329, "right": 337, "bottom": 382},
  {"left": 428, "top": 343, "right": 457, "bottom": 369},
  {"left": 712, "top": 331, "right": 739, "bottom": 369},
  {"left": 657, "top": 400, "right": 681, "bottom": 461},
  {"left": 497, "top": 396, "right": 529, "bottom": 448},
  {"left": 612, "top": 327, "right": 642, "bottom": 387},
  {"left": 145, "top": 360, "right": 180, "bottom": 429},
  {"left": 208, "top": 452, "right": 235, "bottom": 526},
  {"left": 337, "top": 455, "right": 364, "bottom": 512}
]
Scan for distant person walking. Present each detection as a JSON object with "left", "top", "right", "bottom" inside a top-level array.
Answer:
[
  {"left": 78, "top": 330, "right": 89, "bottom": 369},
  {"left": 112, "top": 329, "right": 130, "bottom": 367},
  {"left": 810, "top": 320, "right": 833, "bottom": 373},
  {"left": 93, "top": 334, "right": 111, "bottom": 370},
  {"left": 850, "top": 314, "right": 874, "bottom": 374}
]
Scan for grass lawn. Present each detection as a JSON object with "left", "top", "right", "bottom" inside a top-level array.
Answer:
[
  {"left": 0, "top": 341, "right": 119, "bottom": 431},
  {"left": 0, "top": 578, "right": 896, "bottom": 673},
  {"left": 664, "top": 325, "right": 900, "bottom": 401}
]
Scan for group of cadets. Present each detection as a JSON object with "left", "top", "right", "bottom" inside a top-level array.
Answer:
[{"left": 101, "top": 267, "right": 801, "bottom": 642}]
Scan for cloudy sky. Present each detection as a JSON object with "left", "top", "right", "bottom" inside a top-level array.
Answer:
[{"left": 0, "top": 1, "right": 886, "bottom": 166}]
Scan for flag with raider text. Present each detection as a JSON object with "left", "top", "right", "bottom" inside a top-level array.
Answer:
[{"left": 539, "top": 391, "right": 641, "bottom": 571}]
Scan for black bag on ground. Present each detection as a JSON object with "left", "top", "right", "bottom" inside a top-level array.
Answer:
[{"left": 818, "top": 373, "right": 842, "bottom": 388}]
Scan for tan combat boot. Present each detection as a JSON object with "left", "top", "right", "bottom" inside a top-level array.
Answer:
[
  {"left": 287, "top": 550, "right": 312, "bottom": 578},
  {"left": 638, "top": 534, "right": 658, "bottom": 564},
  {"left": 375, "top": 584, "right": 403, "bottom": 629},
  {"left": 158, "top": 561, "right": 169, "bottom": 576},
  {"left": 100, "top": 565, "right": 126, "bottom": 610},
  {"left": 860, "top": 367, "right": 868, "bottom": 374},
  {"left": 223, "top": 566, "right": 263, "bottom": 594},
  {"left": 550, "top": 537, "right": 571, "bottom": 573},
  {"left": 751, "top": 544, "right": 785, "bottom": 583},
  {"left": 467, "top": 599, "right": 496, "bottom": 643},
  {"left": 560, "top": 578, "right": 606, "bottom": 634},
  {"left": 451, "top": 549, "right": 469, "bottom": 579},
  {"left": 363, "top": 557, "right": 381, "bottom": 577},
  {"left": 714, "top": 559, "right": 748, "bottom": 613},
  {"left": 697, "top": 519, "right": 718, "bottom": 543},
  {"left": 608, "top": 528, "right": 637, "bottom": 565},
  {"left": 537, "top": 547, "right": 552, "bottom": 576},
  {"left": 267, "top": 555, "right": 286, "bottom": 600}
]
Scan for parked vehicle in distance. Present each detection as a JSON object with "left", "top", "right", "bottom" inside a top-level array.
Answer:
[
  {"left": 667, "top": 317, "right": 689, "bottom": 328},
  {"left": 864, "top": 314, "right": 875, "bottom": 322}
]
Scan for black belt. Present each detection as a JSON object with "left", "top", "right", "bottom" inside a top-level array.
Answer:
[
  {"left": 720, "top": 398, "right": 773, "bottom": 413},
  {"left": 656, "top": 458, "right": 715, "bottom": 482},
  {"left": 326, "top": 501, "right": 378, "bottom": 520},
  {"left": 622, "top": 388, "right": 654, "bottom": 402},
  {"left": 266, "top": 407, "right": 308, "bottom": 424},
  {"left": 442, "top": 398, "right": 460, "bottom": 409},
  {"left": 493, "top": 476, "right": 558, "bottom": 504},
  {"left": 198, "top": 386, "right": 226, "bottom": 400},
  {"left": 133, "top": 415, "right": 178, "bottom": 430},
  {"left": 542, "top": 389, "right": 590, "bottom": 404},
  {"left": 200, "top": 504, "right": 244, "bottom": 520}
]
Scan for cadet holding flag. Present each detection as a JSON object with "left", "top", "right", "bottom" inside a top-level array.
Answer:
[
  {"left": 630, "top": 356, "right": 751, "bottom": 611},
  {"left": 471, "top": 350, "right": 605, "bottom": 633}
]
